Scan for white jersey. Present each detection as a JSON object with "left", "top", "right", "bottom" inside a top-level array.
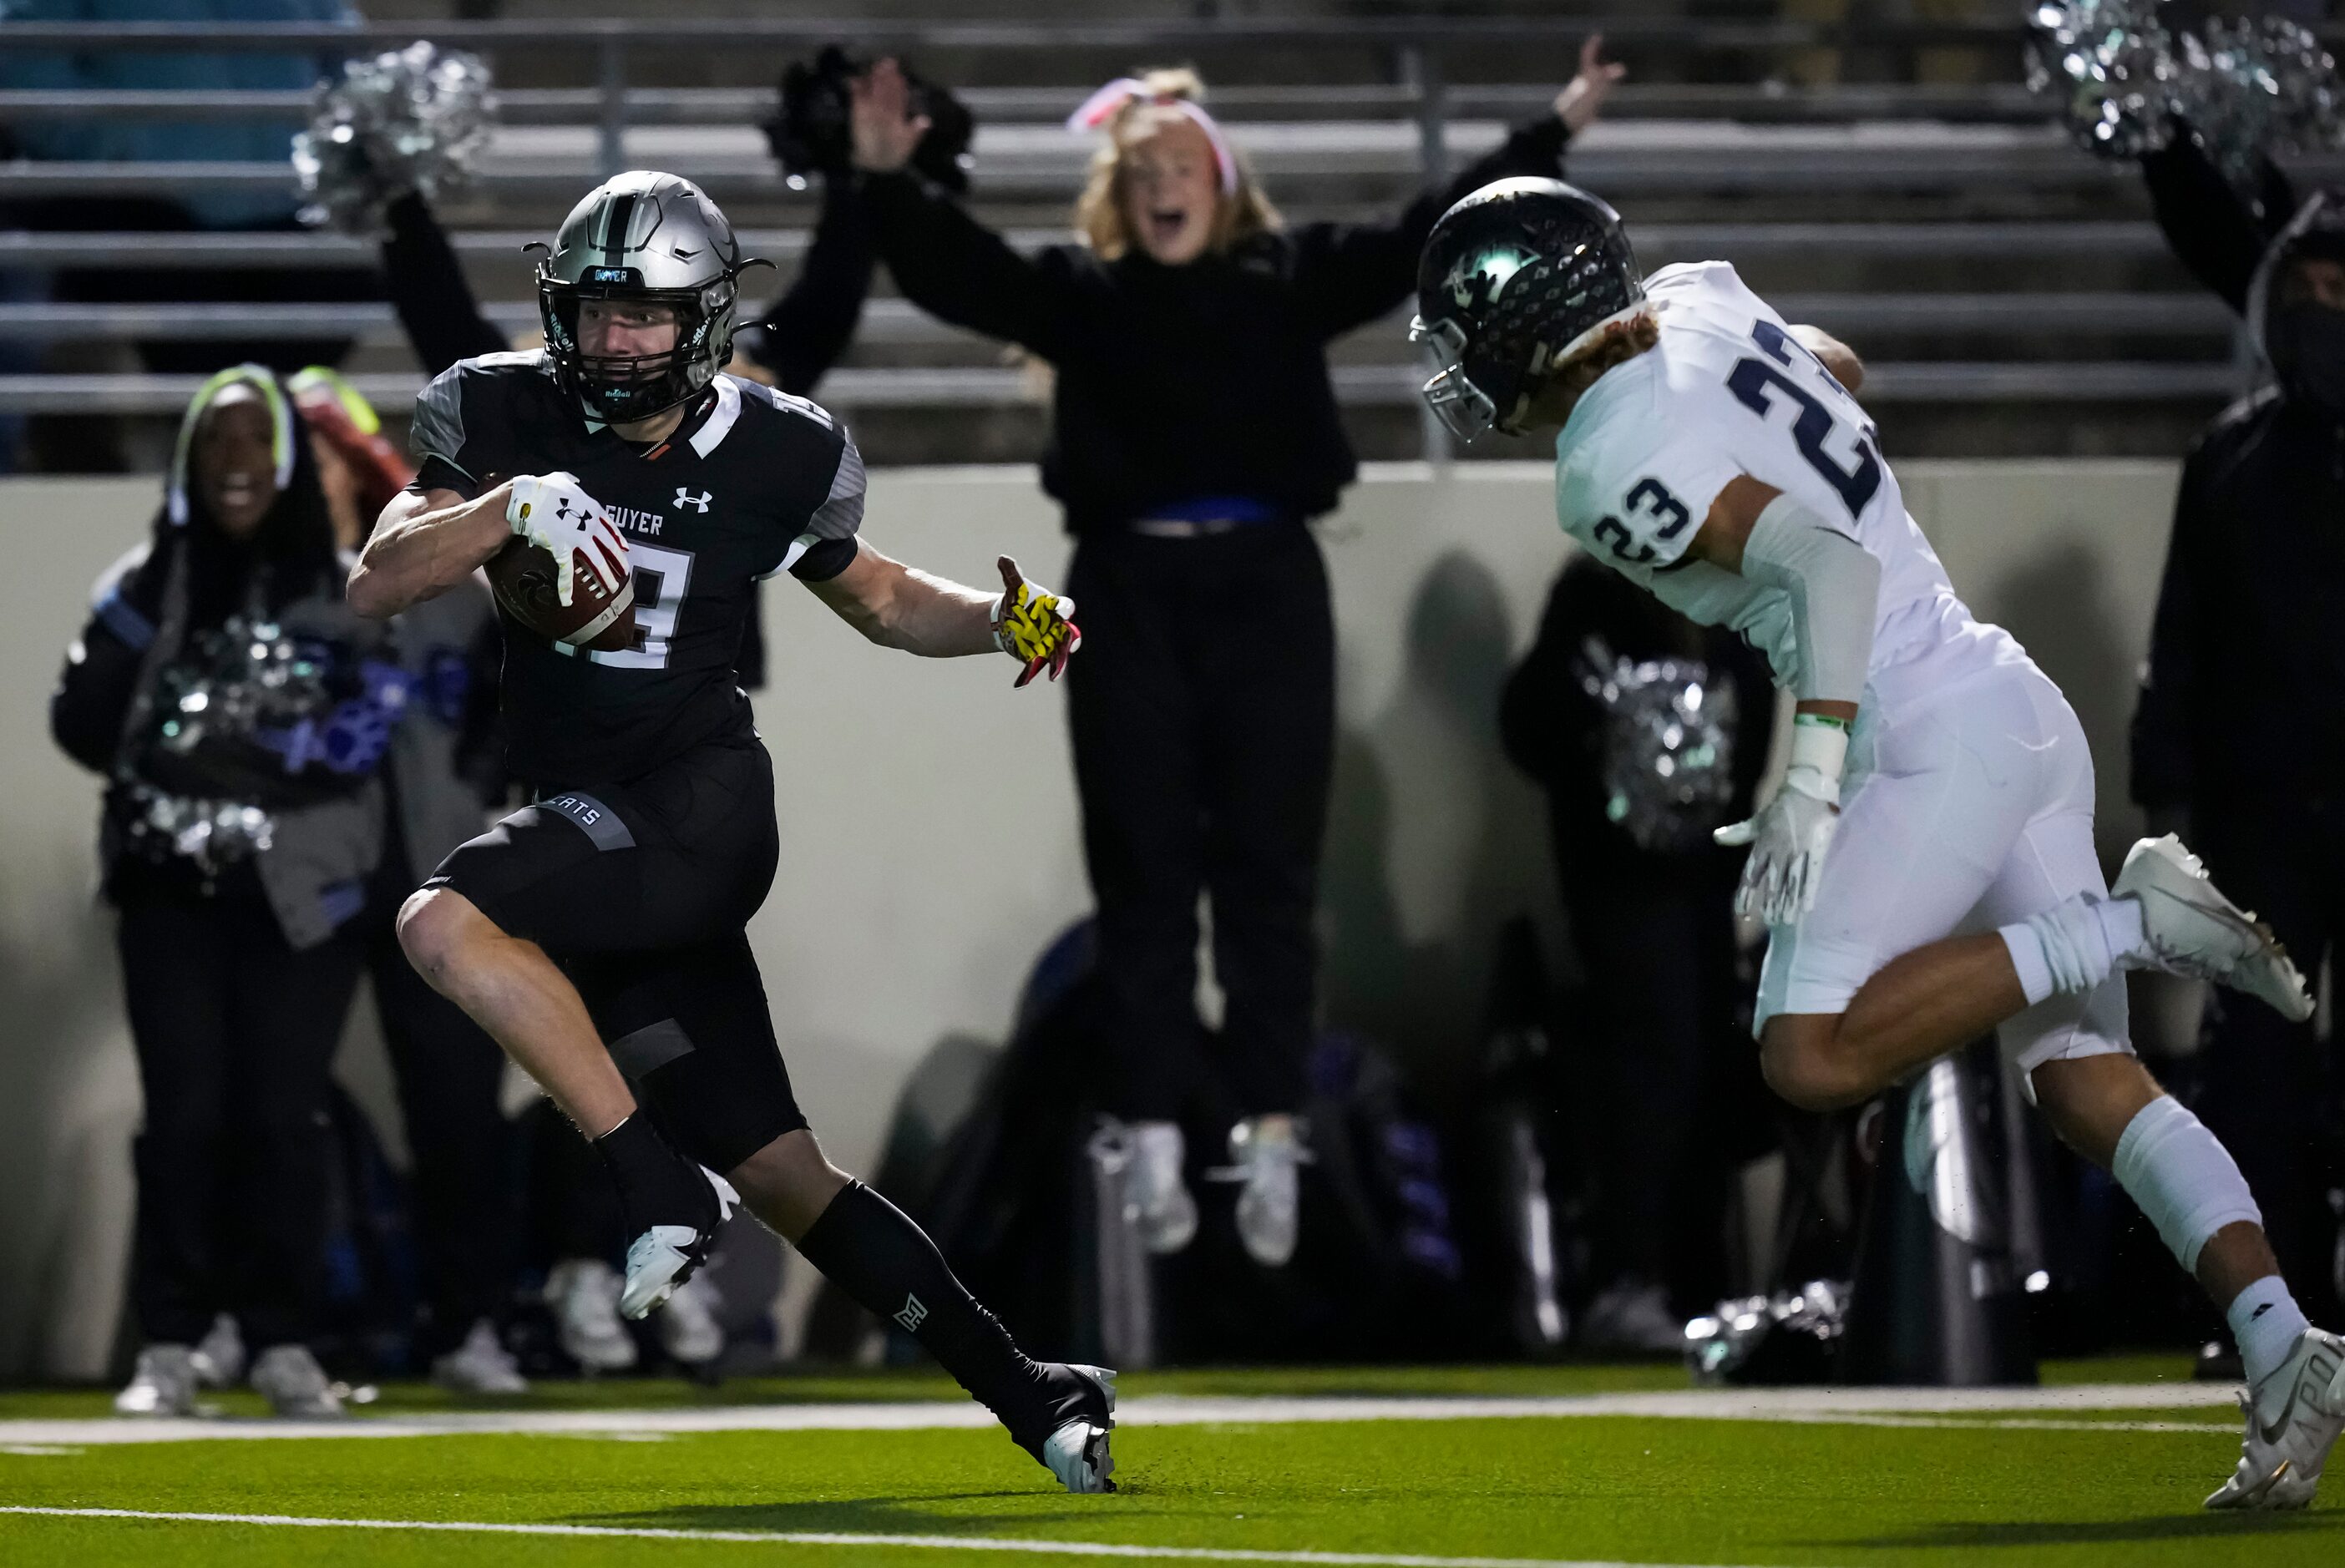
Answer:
[{"left": 1553, "top": 261, "right": 2021, "bottom": 715}]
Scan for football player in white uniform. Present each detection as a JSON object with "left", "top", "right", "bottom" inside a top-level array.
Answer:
[{"left": 1412, "top": 177, "right": 2344, "bottom": 1510}]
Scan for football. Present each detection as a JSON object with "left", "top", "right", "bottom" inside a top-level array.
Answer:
[{"left": 485, "top": 534, "right": 637, "bottom": 653}]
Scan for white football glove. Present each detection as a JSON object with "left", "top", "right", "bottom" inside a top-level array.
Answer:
[
  {"left": 1713, "top": 715, "right": 1850, "bottom": 926},
  {"left": 507, "top": 472, "right": 629, "bottom": 609}
]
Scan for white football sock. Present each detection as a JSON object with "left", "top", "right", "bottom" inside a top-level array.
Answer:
[
  {"left": 2110, "top": 1095, "right": 2264, "bottom": 1276},
  {"left": 2228, "top": 1275, "right": 2311, "bottom": 1390},
  {"left": 1999, "top": 893, "right": 2139, "bottom": 1004}
]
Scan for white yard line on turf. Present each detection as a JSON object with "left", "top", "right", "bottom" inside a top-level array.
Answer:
[
  {"left": 0, "top": 1506, "right": 1797, "bottom": 1568},
  {"left": 0, "top": 1385, "right": 2240, "bottom": 1448}
]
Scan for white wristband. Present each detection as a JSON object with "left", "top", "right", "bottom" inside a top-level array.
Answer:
[{"left": 1788, "top": 714, "right": 1849, "bottom": 803}]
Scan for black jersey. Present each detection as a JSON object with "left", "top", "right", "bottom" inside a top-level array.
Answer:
[{"left": 409, "top": 351, "right": 864, "bottom": 787}]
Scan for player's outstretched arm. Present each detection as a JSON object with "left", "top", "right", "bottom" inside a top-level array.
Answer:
[
  {"left": 1689, "top": 475, "right": 1879, "bottom": 923},
  {"left": 348, "top": 483, "right": 514, "bottom": 619},
  {"left": 806, "top": 541, "right": 1080, "bottom": 685}
]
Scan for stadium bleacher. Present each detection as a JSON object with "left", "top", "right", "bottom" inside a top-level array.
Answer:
[{"left": 2, "top": 11, "right": 2335, "bottom": 464}]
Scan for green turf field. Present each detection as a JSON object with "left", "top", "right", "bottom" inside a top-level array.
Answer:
[{"left": 0, "top": 1360, "right": 2337, "bottom": 1567}]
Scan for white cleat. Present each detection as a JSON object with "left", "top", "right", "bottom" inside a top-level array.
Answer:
[
  {"left": 113, "top": 1344, "right": 199, "bottom": 1418},
  {"left": 546, "top": 1258, "right": 638, "bottom": 1373},
  {"left": 249, "top": 1344, "right": 345, "bottom": 1420},
  {"left": 620, "top": 1166, "right": 738, "bottom": 1320},
  {"left": 431, "top": 1317, "right": 529, "bottom": 1395},
  {"left": 1210, "top": 1116, "right": 1309, "bottom": 1268},
  {"left": 1041, "top": 1364, "right": 1117, "bottom": 1495},
  {"left": 1128, "top": 1120, "right": 1198, "bottom": 1256},
  {"left": 2114, "top": 836, "right": 2314, "bottom": 1023},
  {"left": 2206, "top": 1327, "right": 2345, "bottom": 1510},
  {"left": 657, "top": 1275, "right": 727, "bottom": 1368},
  {"left": 190, "top": 1313, "right": 244, "bottom": 1389}
]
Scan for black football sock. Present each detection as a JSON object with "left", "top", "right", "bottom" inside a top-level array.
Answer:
[
  {"left": 592, "top": 1113, "right": 717, "bottom": 1240},
  {"left": 796, "top": 1181, "right": 1080, "bottom": 1453}
]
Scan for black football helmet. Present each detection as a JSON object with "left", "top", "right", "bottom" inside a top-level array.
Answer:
[{"left": 1410, "top": 177, "right": 1644, "bottom": 440}]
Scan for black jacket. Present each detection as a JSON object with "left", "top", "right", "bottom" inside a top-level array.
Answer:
[
  {"left": 2140, "top": 123, "right": 2294, "bottom": 316},
  {"left": 2132, "top": 385, "right": 2345, "bottom": 818},
  {"left": 1501, "top": 554, "right": 1775, "bottom": 868},
  {"left": 857, "top": 117, "right": 1574, "bottom": 534}
]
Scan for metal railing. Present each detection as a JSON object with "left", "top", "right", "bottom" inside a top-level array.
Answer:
[{"left": 0, "top": 15, "right": 2259, "bottom": 439}]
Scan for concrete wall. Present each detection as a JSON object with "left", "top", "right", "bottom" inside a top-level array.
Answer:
[{"left": 0, "top": 458, "right": 2182, "bottom": 1379}]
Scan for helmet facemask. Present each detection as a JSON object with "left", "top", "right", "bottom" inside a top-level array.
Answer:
[{"left": 537, "top": 263, "right": 740, "bottom": 427}]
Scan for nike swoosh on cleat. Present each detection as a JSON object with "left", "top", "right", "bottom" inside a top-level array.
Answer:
[{"left": 2258, "top": 1380, "right": 2305, "bottom": 1448}]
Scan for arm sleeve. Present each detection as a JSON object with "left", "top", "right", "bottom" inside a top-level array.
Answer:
[
  {"left": 767, "top": 431, "right": 867, "bottom": 583},
  {"left": 741, "top": 176, "right": 877, "bottom": 397},
  {"left": 380, "top": 191, "right": 513, "bottom": 377},
  {"left": 1290, "top": 115, "right": 1573, "bottom": 340},
  {"left": 2140, "top": 123, "right": 2275, "bottom": 316},
  {"left": 408, "top": 364, "right": 489, "bottom": 499},
  {"left": 2131, "top": 448, "right": 2207, "bottom": 809},
  {"left": 50, "top": 547, "right": 160, "bottom": 774},
  {"left": 856, "top": 171, "right": 1076, "bottom": 358},
  {"left": 1737, "top": 493, "right": 1881, "bottom": 706}
]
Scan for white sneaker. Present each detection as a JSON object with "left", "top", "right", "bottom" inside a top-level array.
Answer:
[
  {"left": 1209, "top": 1116, "right": 1309, "bottom": 1268},
  {"left": 113, "top": 1344, "right": 198, "bottom": 1417},
  {"left": 431, "top": 1318, "right": 529, "bottom": 1395},
  {"left": 2115, "top": 836, "right": 2315, "bottom": 1022},
  {"left": 2206, "top": 1327, "right": 2345, "bottom": 1510},
  {"left": 1128, "top": 1120, "right": 1198, "bottom": 1255},
  {"left": 620, "top": 1166, "right": 738, "bottom": 1320},
  {"left": 249, "top": 1344, "right": 345, "bottom": 1419},
  {"left": 190, "top": 1313, "right": 243, "bottom": 1388},
  {"left": 657, "top": 1275, "right": 726, "bottom": 1368},
  {"left": 1039, "top": 1363, "right": 1118, "bottom": 1494},
  {"left": 1578, "top": 1278, "right": 1689, "bottom": 1356},
  {"left": 545, "top": 1257, "right": 638, "bottom": 1373}
]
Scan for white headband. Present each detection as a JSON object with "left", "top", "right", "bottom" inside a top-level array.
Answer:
[{"left": 1066, "top": 78, "right": 1239, "bottom": 196}]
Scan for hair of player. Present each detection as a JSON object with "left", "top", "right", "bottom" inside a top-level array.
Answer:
[{"left": 1073, "top": 68, "right": 1282, "bottom": 260}]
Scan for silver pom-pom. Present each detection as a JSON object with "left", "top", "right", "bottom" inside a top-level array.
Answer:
[
  {"left": 2027, "top": 0, "right": 2345, "bottom": 177},
  {"left": 2174, "top": 16, "right": 2345, "bottom": 187},
  {"left": 2025, "top": 0, "right": 2182, "bottom": 160},
  {"left": 124, "top": 616, "right": 405, "bottom": 873},
  {"left": 293, "top": 42, "right": 496, "bottom": 237},
  {"left": 1577, "top": 637, "right": 1739, "bottom": 855}
]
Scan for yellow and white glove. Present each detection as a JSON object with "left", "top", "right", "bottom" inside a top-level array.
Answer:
[
  {"left": 1714, "top": 713, "right": 1846, "bottom": 925},
  {"left": 508, "top": 472, "right": 629, "bottom": 608},
  {"left": 991, "top": 554, "right": 1081, "bottom": 687}
]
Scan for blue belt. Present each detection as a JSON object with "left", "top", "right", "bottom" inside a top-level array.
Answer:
[{"left": 1130, "top": 495, "right": 1289, "bottom": 537}]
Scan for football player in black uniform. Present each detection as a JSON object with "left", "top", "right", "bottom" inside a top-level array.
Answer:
[{"left": 348, "top": 171, "right": 1111, "bottom": 1492}]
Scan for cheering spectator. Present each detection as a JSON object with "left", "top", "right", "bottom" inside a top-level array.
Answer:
[
  {"left": 847, "top": 40, "right": 1623, "bottom": 1269},
  {"left": 51, "top": 366, "right": 390, "bottom": 1417}
]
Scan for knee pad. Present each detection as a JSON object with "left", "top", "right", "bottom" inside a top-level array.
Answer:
[{"left": 2110, "top": 1095, "right": 2262, "bottom": 1275}]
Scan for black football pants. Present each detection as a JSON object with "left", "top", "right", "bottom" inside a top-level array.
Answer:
[
  {"left": 117, "top": 888, "right": 363, "bottom": 1353},
  {"left": 2191, "top": 807, "right": 2345, "bottom": 1322},
  {"left": 1066, "top": 525, "right": 1335, "bottom": 1123}
]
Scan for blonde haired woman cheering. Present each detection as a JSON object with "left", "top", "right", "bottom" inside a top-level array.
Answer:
[{"left": 849, "top": 43, "right": 1621, "bottom": 1271}]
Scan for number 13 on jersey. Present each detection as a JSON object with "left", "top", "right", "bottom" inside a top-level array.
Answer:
[{"left": 580, "top": 541, "right": 695, "bottom": 670}]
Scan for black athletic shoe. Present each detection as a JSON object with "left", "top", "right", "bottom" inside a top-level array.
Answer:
[
  {"left": 1012, "top": 1362, "right": 1117, "bottom": 1493},
  {"left": 594, "top": 1115, "right": 737, "bottom": 1318}
]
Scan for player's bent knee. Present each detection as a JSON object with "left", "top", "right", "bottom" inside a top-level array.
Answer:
[
  {"left": 396, "top": 887, "right": 486, "bottom": 984},
  {"left": 1760, "top": 1014, "right": 1870, "bottom": 1112}
]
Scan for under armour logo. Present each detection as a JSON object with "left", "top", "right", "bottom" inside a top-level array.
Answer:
[
  {"left": 894, "top": 1293, "right": 928, "bottom": 1333},
  {"left": 674, "top": 488, "right": 712, "bottom": 513}
]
